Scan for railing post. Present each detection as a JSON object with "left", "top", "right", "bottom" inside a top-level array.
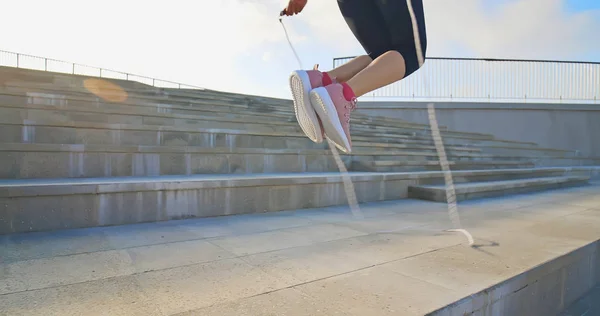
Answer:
[
  {"left": 44, "top": 58, "right": 47, "bottom": 71},
  {"left": 72, "top": 63, "right": 75, "bottom": 74},
  {"left": 16, "top": 53, "right": 19, "bottom": 68},
  {"left": 99, "top": 68, "right": 102, "bottom": 78},
  {"left": 152, "top": 79, "right": 155, "bottom": 86}
]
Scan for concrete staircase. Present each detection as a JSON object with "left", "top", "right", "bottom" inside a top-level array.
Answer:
[{"left": 0, "top": 66, "right": 599, "bottom": 235}]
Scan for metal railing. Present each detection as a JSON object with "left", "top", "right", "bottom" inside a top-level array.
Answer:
[
  {"left": 333, "top": 56, "right": 600, "bottom": 103},
  {"left": 0, "top": 50, "right": 204, "bottom": 90}
]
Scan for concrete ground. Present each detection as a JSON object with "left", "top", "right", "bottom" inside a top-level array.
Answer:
[{"left": 1, "top": 184, "right": 600, "bottom": 316}]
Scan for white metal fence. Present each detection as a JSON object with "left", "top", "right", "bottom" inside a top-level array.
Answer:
[
  {"left": 333, "top": 56, "right": 600, "bottom": 103},
  {"left": 0, "top": 50, "right": 203, "bottom": 90}
]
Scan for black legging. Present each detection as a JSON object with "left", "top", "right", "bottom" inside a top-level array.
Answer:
[{"left": 337, "top": 0, "right": 427, "bottom": 78}]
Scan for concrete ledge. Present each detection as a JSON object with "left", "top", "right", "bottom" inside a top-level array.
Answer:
[
  {"left": 0, "top": 142, "right": 486, "bottom": 158},
  {"left": 9, "top": 142, "right": 583, "bottom": 179},
  {"left": 358, "top": 160, "right": 537, "bottom": 173},
  {"left": 429, "top": 240, "right": 600, "bottom": 315},
  {"left": 408, "top": 176, "right": 591, "bottom": 202},
  {"left": 1, "top": 119, "right": 488, "bottom": 153},
  {"left": 6, "top": 167, "right": 596, "bottom": 197},
  {"left": 2, "top": 167, "right": 599, "bottom": 234},
  {"left": 0, "top": 97, "right": 298, "bottom": 128}
]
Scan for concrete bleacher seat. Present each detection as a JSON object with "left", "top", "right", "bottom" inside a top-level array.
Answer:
[{"left": 0, "top": 66, "right": 599, "bottom": 235}]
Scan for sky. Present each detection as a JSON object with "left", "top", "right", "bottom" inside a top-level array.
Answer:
[{"left": 1, "top": 0, "right": 599, "bottom": 99}]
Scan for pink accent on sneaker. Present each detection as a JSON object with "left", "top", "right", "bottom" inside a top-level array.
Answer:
[
  {"left": 289, "top": 64, "right": 337, "bottom": 144},
  {"left": 309, "top": 83, "right": 357, "bottom": 153},
  {"left": 306, "top": 70, "right": 325, "bottom": 89},
  {"left": 305, "top": 65, "right": 336, "bottom": 90}
]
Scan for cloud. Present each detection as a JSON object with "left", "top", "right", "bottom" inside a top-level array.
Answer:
[
  {"left": 1, "top": 0, "right": 598, "bottom": 99},
  {"left": 422, "top": 0, "right": 600, "bottom": 60},
  {"left": 0, "top": 0, "right": 307, "bottom": 92},
  {"left": 262, "top": 52, "right": 273, "bottom": 62},
  {"left": 290, "top": 0, "right": 600, "bottom": 61}
]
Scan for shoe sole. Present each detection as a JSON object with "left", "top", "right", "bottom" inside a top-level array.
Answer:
[
  {"left": 289, "top": 71, "right": 323, "bottom": 143},
  {"left": 309, "top": 87, "right": 352, "bottom": 153}
]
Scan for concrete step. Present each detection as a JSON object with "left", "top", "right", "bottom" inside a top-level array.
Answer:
[
  {"left": 353, "top": 152, "right": 497, "bottom": 162},
  {"left": 352, "top": 132, "right": 542, "bottom": 150},
  {"left": 1, "top": 142, "right": 537, "bottom": 179},
  {"left": 413, "top": 166, "right": 600, "bottom": 185},
  {"left": 408, "top": 175, "right": 591, "bottom": 202},
  {"left": 2, "top": 166, "right": 598, "bottom": 234},
  {"left": 0, "top": 143, "right": 353, "bottom": 179},
  {"left": 0, "top": 88, "right": 295, "bottom": 120},
  {"left": 0, "top": 102, "right": 303, "bottom": 133},
  {"left": 11, "top": 120, "right": 556, "bottom": 163},
  {"left": 1, "top": 90, "right": 462, "bottom": 137},
  {"left": 168, "top": 88, "right": 447, "bottom": 130},
  {"left": 353, "top": 136, "right": 579, "bottom": 159},
  {"left": 352, "top": 141, "right": 481, "bottom": 154},
  {"left": 480, "top": 144, "right": 576, "bottom": 157},
  {"left": 353, "top": 160, "right": 537, "bottom": 172},
  {"left": 2, "top": 85, "right": 449, "bottom": 133},
  {"left": 0, "top": 91, "right": 298, "bottom": 126},
  {"left": 1, "top": 85, "right": 252, "bottom": 110},
  {"left": 1, "top": 110, "right": 539, "bottom": 156},
  {"left": 0, "top": 98, "right": 509, "bottom": 146},
  {"left": 0, "top": 117, "right": 496, "bottom": 154},
  {"left": 0, "top": 119, "right": 327, "bottom": 149},
  {"left": 5, "top": 75, "right": 448, "bottom": 129},
  {"left": 351, "top": 125, "right": 494, "bottom": 141},
  {"left": 355, "top": 153, "right": 600, "bottom": 170},
  {"left": 372, "top": 159, "right": 534, "bottom": 168},
  {"left": 350, "top": 161, "right": 535, "bottom": 172},
  {"left": 2, "top": 74, "right": 520, "bottom": 144},
  {"left": 464, "top": 137, "right": 540, "bottom": 148},
  {"left": 3, "top": 79, "right": 288, "bottom": 111},
  {"left": 0, "top": 67, "right": 554, "bottom": 147}
]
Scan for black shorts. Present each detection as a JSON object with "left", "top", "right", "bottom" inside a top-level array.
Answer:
[{"left": 337, "top": 0, "right": 427, "bottom": 78}]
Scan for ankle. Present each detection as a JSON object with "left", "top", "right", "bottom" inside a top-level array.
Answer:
[
  {"left": 341, "top": 82, "right": 356, "bottom": 102},
  {"left": 322, "top": 72, "right": 333, "bottom": 86}
]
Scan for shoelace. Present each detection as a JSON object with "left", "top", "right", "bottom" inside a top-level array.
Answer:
[{"left": 343, "top": 98, "right": 357, "bottom": 123}]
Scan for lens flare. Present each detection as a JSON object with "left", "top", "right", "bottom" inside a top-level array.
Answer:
[{"left": 83, "top": 78, "right": 128, "bottom": 103}]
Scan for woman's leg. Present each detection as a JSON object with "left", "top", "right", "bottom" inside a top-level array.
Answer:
[
  {"left": 310, "top": 0, "right": 427, "bottom": 153},
  {"left": 288, "top": 0, "right": 387, "bottom": 144},
  {"left": 287, "top": 0, "right": 383, "bottom": 144},
  {"left": 326, "top": 55, "right": 372, "bottom": 83},
  {"left": 346, "top": 0, "right": 427, "bottom": 97},
  {"left": 345, "top": 51, "right": 406, "bottom": 98}
]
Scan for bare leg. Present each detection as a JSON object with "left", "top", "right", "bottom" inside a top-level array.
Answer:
[
  {"left": 345, "top": 50, "right": 407, "bottom": 97},
  {"left": 326, "top": 55, "right": 372, "bottom": 83}
]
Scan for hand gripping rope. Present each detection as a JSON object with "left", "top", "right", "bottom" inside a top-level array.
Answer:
[{"left": 279, "top": 6, "right": 474, "bottom": 245}]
